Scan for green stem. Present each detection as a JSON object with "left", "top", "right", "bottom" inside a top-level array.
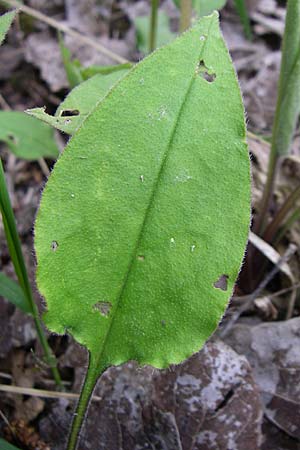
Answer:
[
  {"left": 0, "top": 159, "right": 62, "bottom": 388},
  {"left": 179, "top": 0, "right": 192, "bottom": 33},
  {"left": 254, "top": 0, "right": 300, "bottom": 235},
  {"left": 67, "top": 354, "right": 105, "bottom": 450},
  {"left": 263, "top": 183, "right": 300, "bottom": 243},
  {"left": 149, "top": 0, "right": 159, "bottom": 53},
  {"left": 233, "top": 0, "right": 252, "bottom": 40},
  {"left": 254, "top": 141, "right": 279, "bottom": 235}
]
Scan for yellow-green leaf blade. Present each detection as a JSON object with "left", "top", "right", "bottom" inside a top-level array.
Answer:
[{"left": 35, "top": 14, "right": 250, "bottom": 373}]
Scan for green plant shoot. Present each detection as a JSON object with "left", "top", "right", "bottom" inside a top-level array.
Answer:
[
  {"left": 0, "top": 9, "right": 16, "bottom": 45},
  {"left": 35, "top": 13, "right": 250, "bottom": 449}
]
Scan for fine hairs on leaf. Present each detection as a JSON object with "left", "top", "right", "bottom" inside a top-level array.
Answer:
[
  {"left": 26, "top": 69, "right": 130, "bottom": 135},
  {"left": 35, "top": 13, "right": 250, "bottom": 450}
]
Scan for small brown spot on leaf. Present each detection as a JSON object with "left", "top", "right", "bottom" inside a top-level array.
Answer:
[
  {"left": 213, "top": 274, "right": 229, "bottom": 291},
  {"left": 137, "top": 255, "right": 145, "bottom": 261},
  {"left": 93, "top": 301, "right": 112, "bottom": 317}
]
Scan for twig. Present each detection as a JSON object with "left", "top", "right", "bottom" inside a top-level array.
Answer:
[
  {"left": 1, "top": 0, "right": 128, "bottom": 64},
  {"left": 0, "top": 384, "right": 102, "bottom": 402},
  {"left": 232, "top": 282, "right": 300, "bottom": 303},
  {"left": 0, "top": 408, "right": 17, "bottom": 441},
  {"left": 38, "top": 158, "right": 50, "bottom": 177},
  {"left": 220, "top": 243, "right": 298, "bottom": 337}
]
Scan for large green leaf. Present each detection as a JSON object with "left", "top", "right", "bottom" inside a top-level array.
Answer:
[
  {"left": 35, "top": 13, "right": 250, "bottom": 375},
  {"left": 27, "top": 70, "right": 129, "bottom": 135},
  {"left": 0, "top": 112, "right": 59, "bottom": 160},
  {"left": 0, "top": 10, "right": 16, "bottom": 46},
  {"left": 0, "top": 272, "right": 31, "bottom": 313}
]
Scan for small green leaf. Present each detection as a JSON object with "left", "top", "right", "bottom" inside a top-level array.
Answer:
[
  {"left": 135, "top": 11, "right": 176, "bottom": 54},
  {"left": 273, "top": 0, "right": 300, "bottom": 155},
  {"left": 58, "top": 33, "right": 83, "bottom": 88},
  {"left": 194, "top": 0, "right": 227, "bottom": 16},
  {"left": 173, "top": 0, "right": 227, "bottom": 16},
  {"left": 27, "top": 70, "right": 129, "bottom": 135},
  {"left": 0, "top": 10, "right": 16, "bottom": 46},
  {"left": 0, "top": 111, "right": 59, "bottom": 160},
  {"left": 80, "top": 63, "right": 133, "bottom": 81},
  {"left": 0, "top": 272, "right": 31, "bottom": 313},
  {"left": 35, "top": 14, "right": 250, "bottom": 375},
  {"left": 0, "top": 438, "right": 22, "bottom": 450}
]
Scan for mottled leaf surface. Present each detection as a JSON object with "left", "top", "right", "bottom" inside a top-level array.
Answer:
[
  {"left": 0, "top": 10, "right": 16, "bottom": 46},
  {"left": 35, "top": 14, "right": 250, "bottom": 374},
  {"left": 0, "top": 112, "right": 59, "bottom": 160},
  {"left": 27, "top": 70, "right": 129, "bottom": 135}
]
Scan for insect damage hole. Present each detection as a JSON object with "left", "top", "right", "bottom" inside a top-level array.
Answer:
[
  {"left": 197, "top": 60, "right": 216, "bottom": 83},
  {"left": 137, "top": 255, "right": 145, "bottom": 261},
  {"left": 51, "top": 241, "right": 58, "bottom": 251},
  {"left": 93, "top": 301, "right": 112, "bottom": 317},
  {"left": 60, "top": 109, "right": 80, "bottom": 117},
  {"left": 213, "top": 274, "right": 229, "bottom": 291},
  {"left": 7, "top": 134, "right": 18, "bottom": 145}
]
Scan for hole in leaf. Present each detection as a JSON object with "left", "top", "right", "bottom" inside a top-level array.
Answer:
[
  {"left": 161, "top": 320, "right": 166, "bottom": 327},
  {"left": 93, "top": 301, "right": 112, "bottom": 317},
  {"left": 197, "top": 60, "right": 216, "bottom": 83},
  {"left": 60, "top": 109, "right": 80, "bottom": 117},
  {"left": 213, "top": 274, "right": 229, "bottom": 291},
  {"left": 51, "top": 241, "right": 58, "bottom": 251},
  {"left": 7, "top": 134, "right": 18, "bottom": 145},
  {"left": 137, "top": 255, "right": 145, "bottom": 261}
]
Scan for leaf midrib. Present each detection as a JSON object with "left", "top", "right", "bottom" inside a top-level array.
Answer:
[{"left": 92, "top": 16, "right": 214, "bottom": 369}]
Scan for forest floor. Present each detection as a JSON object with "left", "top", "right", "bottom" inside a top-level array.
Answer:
[{"left": 0, "top": 1, "right": 300, "bottom": 449}]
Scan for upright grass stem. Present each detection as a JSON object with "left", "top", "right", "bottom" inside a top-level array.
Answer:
[
  {"left": 149, "top": 0, "right": 159, "bottom": 53},
  {"left": 255, "top": 0, "right": 300, "bottom": 235},
  {"left": 179, "top": 0, "right": 192, "bottom": 32},
  {"left": 0, "top": 159, "right": 62, "bottom": 388}
]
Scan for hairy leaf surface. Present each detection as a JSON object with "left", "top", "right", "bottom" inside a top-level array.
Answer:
[
  {"left": 0, "top": 112, "right": 59, "bottom": 160},
  {"left": 27, "top": 70, "right": 129, "bottom": 135},
  {"left": 35, "top": 14, "right": 250, "bottom": 373}
]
